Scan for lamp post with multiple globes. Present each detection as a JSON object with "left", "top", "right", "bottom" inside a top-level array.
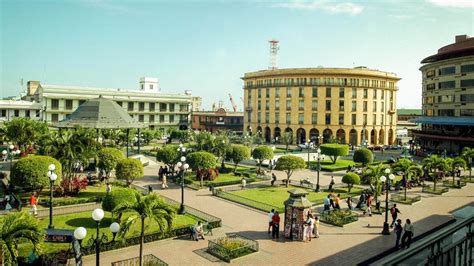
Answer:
[
  {"left": 47, "top": 164, "right": 58, "bottom": 229},
  {"left": 381, "top": 168, "right": 395, "bottom": 235}
]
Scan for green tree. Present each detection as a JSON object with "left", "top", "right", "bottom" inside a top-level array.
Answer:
[
  {"left": 363, "top": 163, "right": 390, "bottom": 203},
  {"left": 169, "top": 129, "right": 194, "bottom": 143},
  {"left": 320, "top": 144, "right": 349, "bottom": 164},
  {"left": 275, "top": 155, "right": 306, "bottom": 187},
  {"left": 102, "top": 188, "right": 138, "bottom": 221},
  {"left": 115, "top": 193, "right": 175, "bottom": 266},
  {"left": 461, "top": 147, "right": 474, "bottom": 164},
  {"left": 450, "top": 157, "right": 466, "bottom": 185},
  {"left": 194, "top": 131, "right": 215, "bottom": 152},
  {"left": 252, "top": 146, "right": 274, "bottom": 171},
  {"left": 116, "top": 158, "right": 144, "bottom": 187},
  {"left": 280, "top": 132, "right": 293, "bottom": 151},
  {"left": 353, "top": 148, "right": 373, "bottom": 166},
  {"left": 423, "top": 155, "right": 448, "bottom": 191},
  {"left": 392, "top": 158, "right": 417, "bottom": 200},
  {"left": 230, "top": 145, "right": 250, "bottom": 172},
  {"left": 212, "top": 133, "right": 230, "bottom": 170},
  {"left": 2, "top": 118, "right": 48, "bottom": 152},
  {"left": 187, "top": 151, "right": 216, "bottom": 187},
  {"left": 342, "top": 172, "right": 361, "bottom": 192},
  {"left": 11, "top": 155, "right": 62, "bottom": 192},
  {"left": 0, "top": 212, "right": 45, "bottom": 264},
  {"left": 98, "top": 147, "right": 125, "bottom": 180},
  {"left": 156, "top": 145, "right": 180, "bottom": 170}
]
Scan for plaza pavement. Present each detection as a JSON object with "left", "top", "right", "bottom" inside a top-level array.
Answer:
[{"left": 81, "top": 159, "right": 474, "bottom": 266}]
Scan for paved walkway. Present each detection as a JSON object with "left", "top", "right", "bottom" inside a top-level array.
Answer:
[{"left": 81, "top": 160, "right": 474, "bottom": 265}]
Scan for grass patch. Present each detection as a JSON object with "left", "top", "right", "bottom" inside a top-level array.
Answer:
[
  {"left": 422, "top": 185, "right": 449, "bottom": 195},
  {"left": 460, "top": 177, "right": 474, "bottom": 183},
  {"left": 309, "top": 159, "right": 359, "bottom": 172},
  {"left": 225, "top": 186, "right": 363, "bottom": 212},
  {"left": 390, "top": 193, "right": 421, "bottom": 205}
]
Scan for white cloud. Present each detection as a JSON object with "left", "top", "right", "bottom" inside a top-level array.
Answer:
[
  {"left": 426, "top": 0, "right": 474, "bottom": 8},
  {"left": 273, "top": 0, "right": 364, "bottom": 15}
]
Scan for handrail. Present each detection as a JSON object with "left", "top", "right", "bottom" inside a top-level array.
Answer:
[{"left": 373, "top": 215, "right": 474, "bottom": 265}]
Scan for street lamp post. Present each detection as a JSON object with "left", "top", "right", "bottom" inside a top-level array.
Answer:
[
  {"left": 468, "top": 157, "right": 472, "bottom": 181},
  {"left": 314, "top": 148, "right": 324, "bottom": 192},
  {"left": 8, "top": 144, "right": 14, "bottom": 170},
  {"left": 306, "top": 141, "right": 314, "bottom": 170},
  {"left": 381, "top": 169, "right": 395, "bottom": 235},
  {"left": 47, "top": 164, "right": 57, "bottom": 229},
  {"left": 176, "top": 153, "right": 189, "bottom": 215}
]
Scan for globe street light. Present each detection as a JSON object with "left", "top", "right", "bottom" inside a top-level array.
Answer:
[
  {"left": 314, "top": 148, "right": 324, "bottom": 192},
  {"left": 47, "top": 163, "right": 57, "bottom": 229},
  {"left": 176, "top": 155, "right": 189, "bottom": 215},
  {"left": 92, "top": 208, "right": 105, "bottom": 266},
  {"left": 1, "top": 150, "right": 7, "bottom": 162},
  {"left": 381, "top": 169, "right": 395, "bottom": 235}
]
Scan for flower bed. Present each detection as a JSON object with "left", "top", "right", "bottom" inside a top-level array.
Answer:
[
  {"left": 319, "top": 210, "right": 358, "bottom": 227},
  {"left": 422, "top": 185, "right": 449, "bottom": 195},
  {"left": 207, "top": 234, "right": 258, "bottom": 262},
  {"left": 390, "top": 193, "right": 421, "bottom": 205},
  {"left": 112, "top": 254, "right": 167, "bottom": 266}
]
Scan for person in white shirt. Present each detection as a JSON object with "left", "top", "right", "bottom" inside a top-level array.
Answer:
[
  {"left": 305, "top": 213, "right": 315, "bottom": 242},
  {"left": 267, "top": 209, "right": 274, "bottom": 234}
]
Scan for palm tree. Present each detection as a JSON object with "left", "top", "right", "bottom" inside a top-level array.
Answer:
[
  {"left": 451, "top": 157, "right": 466, "bottom": 185},
  {"left": 114, "top": 193, "right": 175, "bottom": 266},
  {"left": 423, "top": 155, "right": 448, "bottom": 191},
  {"left": 392, "top": 158, "right": 415, "bottom": 200},
  {"left": 0, "top": 212, "right": 45, "bottom": 264},
  {"left": 363, "top": 163, "right": 390, "bottom": 205}
]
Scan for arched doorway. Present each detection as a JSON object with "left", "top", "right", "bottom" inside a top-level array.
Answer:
[
  {"left": 296, "top": 128, "right": 306, "bottom": 144},
  {"left": 370, "top": 129, "right": 377, "bottom": 145},
  {"left": 349, "top": 129, "right": 357, "bottom": 146},
  {"left": 388, "top": 129, "right": 394, "bottom": 145},
  {"left": 361, "top": 129, "right": 368, "bottom": 146},
  {"left": 309, "top": 128, "right": 320, "bottom": 143},
  {"left": 336, "top": 129, "right": 346, "bottom": 144},
  {"left": 264, "top": 127, "right": 271, "bottom": 143},
  {"left": 323, "top": 128, "right": 333, "bottom": 143},
  {"left": 274, "top": 127, "right": 281, "bottom": 142},
  {"left": 379, "top": 129, "right": 385, "bottom": 145},
  {"left": 285, "top": 127, "right": 293, "bottom": 145}
]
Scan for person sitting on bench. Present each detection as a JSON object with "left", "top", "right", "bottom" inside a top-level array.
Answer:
[{"left": 193, "top": 221, "right": 205, "bottom": 241}]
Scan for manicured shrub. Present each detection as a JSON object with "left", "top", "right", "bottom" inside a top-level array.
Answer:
[
  {"left": 342, "top": 173, "right": 361, "bottom": 192},
  {"left": 116, "top": 158, "right": 144, "bottom": 186},
  {"left": 353, "top": 148, "right": 373, "bottom": 166},
  {"left": 98, "top": 147, "right": 125, "bottom": 179},
  {"left": 230, "top": 145, "right": 250, "bottom": 172},
  {"left": 156, "top": 144, "right": 179, "bottom": 169},
  {"left": 187, "top": 151, "right": 217, "bottom": 187},
  {"left": 11, "top": 155, "right": 62, "bottom": 192},
  {"left": 102, "top": 187, "right": 138, "bottom": 212},
  {"left": 320, "top": 144, "right": 349, "bottom": 164},
  {"left": 252, "top": 146, "right": 274, "bottom": 171}
]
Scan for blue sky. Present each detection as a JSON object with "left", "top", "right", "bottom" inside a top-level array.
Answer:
[{"left": 1, "top": 0, "right": 473, "bottom": 110}]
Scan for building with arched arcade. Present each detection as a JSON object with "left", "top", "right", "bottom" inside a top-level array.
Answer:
[{"left": 242, "top": 67, "right": 400, "bottom": 146}]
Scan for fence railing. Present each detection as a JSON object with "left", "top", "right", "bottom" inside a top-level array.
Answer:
[
  {"left": 37, "top": 202, "right": 101, "bottom": 218},
  {"left": 111, "top": 254, "right": 168, "bottom": 266},
  {"left": 207, "top": 234, "right": 259, "bottom": 262}
]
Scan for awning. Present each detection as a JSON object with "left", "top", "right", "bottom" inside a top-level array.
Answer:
[{"left": 409, "top": 116, "right": 474, "bottom": 126}]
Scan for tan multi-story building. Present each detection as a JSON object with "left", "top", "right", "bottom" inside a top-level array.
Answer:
[
  {"left": 412, "top": 35, "right": 474, "bottom": 153},
  {"left": 242, "top": 67, "right": 400, "bottom": 146}
]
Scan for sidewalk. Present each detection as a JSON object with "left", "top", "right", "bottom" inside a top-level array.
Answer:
[{"left": 83, "top": 162, "right": 474, "bottom": 265}]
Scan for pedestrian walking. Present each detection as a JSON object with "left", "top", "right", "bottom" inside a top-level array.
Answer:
[
  {"left": 329, "top": 176, "right": 335, "bottom": 191},
  {"left": 323, "top": 195, "right": 331, "bottom": 213},
  {"left": 241, "top": 177, "right": 247, "bottom": 189},
  {"left": 29, "top": 193, "right": 37, "bottom": 216},
  {"left": 390, "top": 204, "right": 401, "bottom": 228},
  {"left": 356, "top": 193, "right": 366, "bottom": 209},
  {"left": 394, "top": 219, "right": 403, "bottom": 249},
  {"left": 335, "top": 194, "right": 341, "bottom": 210},
  {"left": 105, "top": 182, "right": 112, "bottom": 193},
  {"left": 271, "top": 211, "right": 280, "bottom": 240},
  {"left": 401, "top": 219, "right": 414, "bottom": 248},
  {"left": 267, "top": 209, "right": 274, "bottom": 234},
  {"left": 148, "top": 185, "right": 153, "bottom": 194},
  {"left": 162, "top": 174, "right": 168, "bottom": 189},
  {"left": 158, "top": 166, "right": 164, "bottom": 181},
  {"left": 313, "top": 216, "right": 320, "bottom": 238},
  {"left": 346, "top": 196, "right": 353, "bottom": 210},
  {"left": 329, "top": 191, "right": 336, "bottom": 210},
  {"left": 271, "top": 173, "right": 277, "bottom": 186},
  {"left": 305, "top": 213, "right": 315, "bottom": 242}
]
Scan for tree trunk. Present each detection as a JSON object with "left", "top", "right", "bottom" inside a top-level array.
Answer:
[
  {"left": 404, "top": 175, "right": 407, "bottom": 201},
  {"left": 139, "top": 217, "right": 145, "bottom": 266}
]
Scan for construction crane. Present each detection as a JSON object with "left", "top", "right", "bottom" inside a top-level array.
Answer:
[{"left": 228, "top": 93, "right": 237, "bottom": 112}]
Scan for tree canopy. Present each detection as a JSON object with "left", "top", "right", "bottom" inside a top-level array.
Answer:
[
  {"left": 116, "top": 158, "right": 144, "bottom": 186},
  {"left": 230, "top": 145, "right": 250, "bottom": 172},
  {"left": 11, "top": 155, "right": 62, "bottom": 192},
  {"left": 353, "top": 148, "right": 373, "bottom": 166},
  {"left": 320, "top": 144, "right": 349, "bottom": 164},
  {"left": 275, "top": 155, "right": 306, "bottom": 187},
  {"left": 252, "top": 146, "right": 274, "bottom": 171}
]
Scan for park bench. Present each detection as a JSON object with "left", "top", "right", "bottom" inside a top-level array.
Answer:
[
  {"left": 280, "top": 180, "right": 291, "bottom": 186},
  {"left": 300, "top": 179, "right": 314, "bottom": 189},
  {"left": 188, "top": 222, "right": 213, "bottom": 240}
]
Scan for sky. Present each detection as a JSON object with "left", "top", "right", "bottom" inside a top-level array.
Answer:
[{"left": 1, "top": 0, "right": 473, "bottom": 110}]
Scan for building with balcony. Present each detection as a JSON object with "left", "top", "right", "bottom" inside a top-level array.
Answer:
[
  {"left": 412, "top": 35, "right": 474, "bottom": 153},
  {"left": 24, "top": 77, "right": 198, "bottom": 130},
  {"left": 191, "top": 108, "right": 243, "bottom": 133},
  {"left": 242, "top": 67, "right": 400, "bottom": 145},
  {"left": 0, "top": 99, "right": 43, "bottom": 123}
]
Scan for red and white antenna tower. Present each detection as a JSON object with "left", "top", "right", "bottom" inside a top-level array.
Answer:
[{"left": 269, "top": 39, "right": 279, "bottom": 70}]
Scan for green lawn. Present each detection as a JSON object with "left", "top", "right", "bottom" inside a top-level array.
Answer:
[
  {"left": 185, "top": 164, "right": 258, "bottom": 187},
  {"left": 228, "top": 185, "right": 363, "bottom": 212},
  {"left": 309, "top": 159, "right": 359, "bottom": 171},
  {"left": 19, "top": 209, "right": 200, "bottom": 256}
]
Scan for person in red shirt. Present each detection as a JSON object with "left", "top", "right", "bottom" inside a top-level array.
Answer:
[
  {"left": 29, "top": 193, "right": 38, "bottom": 216},
  {"left": 271, "top": 211, "right": 280, "bottom": 240}
]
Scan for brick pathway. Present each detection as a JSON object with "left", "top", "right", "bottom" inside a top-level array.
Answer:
[{"left": 82, "top": 162, "right": 474, "bottom": 265}]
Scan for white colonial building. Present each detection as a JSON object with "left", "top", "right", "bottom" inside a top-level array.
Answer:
[{"left": 0, "top": 99, "right": 43, "bottom": 123}]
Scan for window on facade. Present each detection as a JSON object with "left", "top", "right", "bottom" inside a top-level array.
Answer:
[
  {"left": 460, "top": 109, "right": 474, "bottom": 116},
  {"left": 461, "top": 79, "right": 474, "bottom": 87},
  {"left": 381, "top": 102, "right": 385, "bottom": 112},
  {"left": 373, "top": 102, "right": 377, "bottom": 112},
  {"left": 149, "top": 115, "right": 155, "bottom": 123},
  {"left": 169, "top": 104, "right": 175, "bottom": 112},
  {"left": 286, "top": 112, "right": 291, "bottom": 124},
  {"left": 25, "top": 110, "right": 30, "bottom": 117},
  {"left": 265, "top": 112, "right": 270, "bottom": 123},
  {"left": 0, "top": 110, "right": 6, "bottom": 117},
  {"left": 275, "top": 100, "right": 280, "bottom": 110},
  {"left": 117, "top": 101, "right": 122, "bottom": 107},
  {"left": 373, "top": 114, "right": 376, "bottom": 125},
  {"left": 312, "top": 113, "right": 317, "bottom": 124},
  {"left": 299, "top": 87, "right": 304, "bottom": 97},
  {"left": 326, "top": 87, "right": 331, "bottom": 97},
  {"left": 258, "top": 100, "right": 261, "bottom": 110},
  {"left": 14, "top": 110, "right": 19, "bottom": 117},
  {"left": 374, "top": 90, "right": 377, "bottom": 99},
  {"left": 439, "top": 81, "right": 455, "bottom": 89},
  {"left": 439, "top": 66, "right": 456, "bottom": 76},
  {"left": 326, "top": 100, "right": 331, "bottom": 111},
  {"left": 52, "top": 114, "right": 59, "bottom": 122},
  {"left": 312, "top": 100, "right": 318, "bottom": 111},
  {"left": 139, "top": 115, "right": 144, "bottom": 122},
  {"left": 286, "top": 99, "right": 291, "bottom": 110},
  {"left": 381, "top": 114, "right": 384, "bottom": 124},
  {"left": 266, "top": 88, "right": 270, "bottom": 98},
  {"left": 461, "top": 64, "right": 474, "bottom": 73},
  {"left": 339, "top": 100, "right": 344, "bottom": 111},
  {"left": 149, "top": 102, "right": 155, "bottom": 112},
  {"left": 275, "top": 87, "right": 280, "bottom": 98},
  {"left": 65, "top": 100, "right": 73, "bottom": 110},
  {"left": 352, "top": 88, "right": 357, "bottom": 99},
  {"left": 339, "top": 114, "right": 344, "bottom": 125},
  {"left": 312, "top": 87, "right": 318, "bottom": 97},
  {"left": 426, "top": 83, "right": 435, "bottom": 90},
  {"left": 298, "top": 113, "right": 304, "bottom": 124},
  {"left": 438, "top": 109, "right": 454, "bottom": 116},
  {"left": 51, "top": 99, "right": 59, "bottom": 110},
  {"left": 438, "top": 95, "right": 454, "bottom": 103},
  {"left": 363, "top": 89, "right": 368, "bottom": 99},
  {"left": 460, "top": 94, "right": 474, "bottom": 103},
  {"left": 363, "top": 101, "right": 368, "bottom": 112},
  {"left": 139, "top": 102, "right": 145, "bottom": 111},
  {"left": 426, "top": 70, "right": 435, "bottom": 78},
  {"left": 169, "top": 115, "right": 174, "bottom": 123},
  {"left": 258, "top": 88, "right": 262, "bottom": 98},
  {"left": 351, "top": 101, "right": 356, "bottom": 111},
  {"left": 160, "top": 103, "right": 167, "bottom": 111},
  {"left": 339, "top": 87, "right": 344, "bottom": 97},
  {"left": 351, "top": 114, "right": 356, "bottom": 125},
  {"left": 257, "top": 112, "right": 261, "bottom": 123},
  {"left": 275, "top": 112, "right": 280, "bottom": 123},
  {"left": 299, "top": 100, "right": 304, "bottom": 110},
  {"left": 363, "top": 114, "right": 367, "bottom": 125},
  {"left": 265, "top": 100, "right": 269, "bottom": 110},
  {"left": 325, "top": 113, "right": 331, "bottom": 125},
  {"left": 160, "top": 115, "right": 165, "bottom": 122},
  {"left": 127, "top": 102, "right": 134, "bottom": 111},
  {"left": 286, "top": 87, "right": 291, "bottom": 97}
]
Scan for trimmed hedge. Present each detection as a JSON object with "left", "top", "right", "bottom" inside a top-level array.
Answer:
[
  {"left": 11, "top": 155, "right": 62, "bottom": 192},
  {"left": 102, "top": 187, "right": 138, "bottom": 212},
  {"left": 320, "top": 210, "right": 358, "bottom": 227},
  {"left": 353, "top": 148, "right": 373, "bottom": 166},
  {"left": 320, "top": 144, "right": 349, "bottom": 164},
  {"left": 342, "top": 173, "right": 361, "bottom": 192}
]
